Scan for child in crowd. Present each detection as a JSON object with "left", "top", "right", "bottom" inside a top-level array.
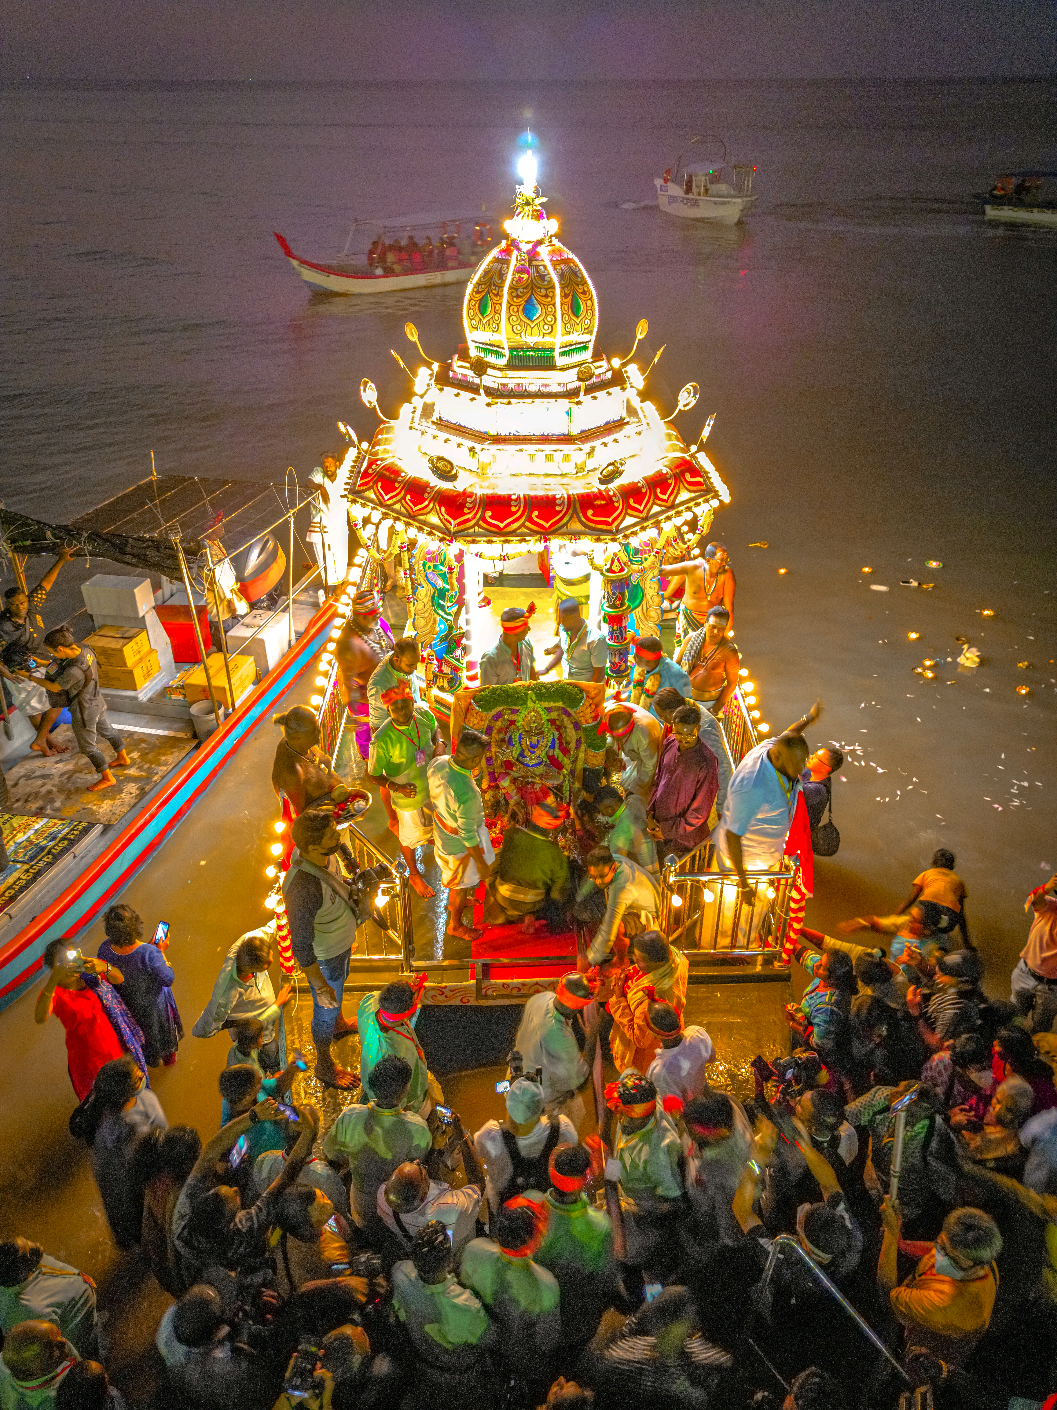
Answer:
[{"left": 226, "top": 1018, "right": 266, "bottom": 1077}]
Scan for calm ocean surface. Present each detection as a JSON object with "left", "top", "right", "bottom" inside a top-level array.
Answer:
[{"left": 2, "top": 78, "right": 1056, "bottom": 966}]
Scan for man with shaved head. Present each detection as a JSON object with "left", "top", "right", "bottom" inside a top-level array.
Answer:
[
  {"left": 712, "top": 701, "right": 823, "bottom": 943},
  {"left": 0, "top": 1320, "right": 78, "bottom": 1407}
]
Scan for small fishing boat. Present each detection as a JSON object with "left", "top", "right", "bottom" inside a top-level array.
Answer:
[
  {"left": 274, "top": 212, "right": 494, "bottom": 295},
  {"left": 982, "top": 173, "right": 1057, "bottom": 229},
  {"left": 654, "top": 134, "right": 757, "bottom": 224}
]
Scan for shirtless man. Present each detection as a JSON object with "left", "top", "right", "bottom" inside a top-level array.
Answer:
[
  {"left": 676, "top": 606, "right": 740, "bottom": 716},
  {"left": 0, "top": 547, "right": 75, "bottom": 756},
  {"left": 334, "top": 590, "right": 394, "bottom": 761},
  {"left": 662, "top": 539, "right": 736, "bottom": 641},
  {"left": 271, "top": 704, "right": 359, "bottom": 816}
]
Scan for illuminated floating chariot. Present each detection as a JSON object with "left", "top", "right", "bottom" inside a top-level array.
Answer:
[{"left": 336, "top": 153, "right": 731, "bottom": 706}]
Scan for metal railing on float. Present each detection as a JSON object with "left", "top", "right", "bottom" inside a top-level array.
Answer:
[
  {"left": 661, "top": 844, "right": 796, "bottom": 963},
  {"left": 718, "top": 682, "right": 760, "bottom": 769}
]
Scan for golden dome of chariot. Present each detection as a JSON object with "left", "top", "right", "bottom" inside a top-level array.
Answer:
[{"left": 463, "top": 168, "right": 598, "bottom": 371}]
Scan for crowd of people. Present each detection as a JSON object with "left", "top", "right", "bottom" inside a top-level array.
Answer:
[{"left": 6, "top": 554, "right": 1057, "bottom": 1410}]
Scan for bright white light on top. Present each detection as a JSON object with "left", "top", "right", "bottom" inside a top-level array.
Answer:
[{"left": 517, "top": 151, "right": 538, "bottom": 188}]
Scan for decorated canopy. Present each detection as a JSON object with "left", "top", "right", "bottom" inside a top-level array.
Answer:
[{"left": 343, "top": 165, "right": 729, "bottom": 553}]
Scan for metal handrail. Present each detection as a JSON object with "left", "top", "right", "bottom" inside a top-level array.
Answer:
[
  {"left": 752, "top": 1235, "right": 909, "bottom": 1381},
  {"left": 234, "top": 565, "right": 322, "bottom": 650},
  {"left": 718, "top": 684, "right": 759, "bottom": 768},
  {"left": 661, "top": 851, "right": 796, "bottom": 956},
  {"left": 339, "top": 818, "right": 413, "bottom": 971}
]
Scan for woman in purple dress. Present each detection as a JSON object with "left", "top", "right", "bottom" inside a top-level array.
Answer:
[{"left": 96, "top": 904, "right": 183, "bottom": 1066}]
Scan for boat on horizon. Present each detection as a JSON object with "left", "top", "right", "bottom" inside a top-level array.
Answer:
[
  {"left": 982, "top": 172, "right": 1057, "bottom": 228},
  {"left": 655, "top": 134, "right": 757, "bottom": 224},
  {"left": 275, "top": 212, "right": 494, "bottom": 295}
]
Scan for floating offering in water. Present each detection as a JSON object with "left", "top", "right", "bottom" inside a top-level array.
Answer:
[
  {"left": 1017, "top": 686, "right": 1031, "bottom": 696},
  {"left": 926, "top": 560, "right": 943, "bottom": 568},
  {"left": 869, "top": 584, "right": 889, "bottom": 591},
  {"left": 981, "top": 609, "right": 995, "bottom": 617},
  {"left": 1017, "top": 661, "right": 1031, "bottom": 669},
  {"left": 778, "top": 568, "right": 788, "bottom": 575},
  {"left": 958, "top": 646, "right": 981, "bottom": 668},
  {"left": 907, "top": 632, "right": 921, "bottom": 640},
  {"left": 748, "top": 541, "right": 769, "bottom": 548},
  {"left": 861, "top": 566, "right": 873, "bottom": 573},
  {"left": 900, "top": 579, "right": 919, "bottom": 587},
  {"left": 955, "top": 635, "right": 968, "bottom": 644}
]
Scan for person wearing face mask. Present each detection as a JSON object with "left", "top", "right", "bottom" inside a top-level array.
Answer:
[
  {"left": 878, "top": 1201, "right": 1002, "bottom": 1365},
  {"left": 282, "top": 808, "right": 361, "bottom": 1089},
  {"left": 479, "top": 606, "right": 537, "bottom": 686},
  {"left": 427, "top": 727, "right": 494, "bottom": 943},
  {"left": 593, "top": 784, "right": 658, "bottom": 876}
]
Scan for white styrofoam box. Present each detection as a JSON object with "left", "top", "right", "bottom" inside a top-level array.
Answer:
[
  {"left": 0, "top": 704, "right": 36, "bottom": 767},
  {"left": 81, "top": 574, "right": 154, "bottom": 621},
  {"left": 91, "top": 608, "right": 175, "bottom": 677},
  {"left": 225, "top": 610, "right": 290, "bottom": 677}
]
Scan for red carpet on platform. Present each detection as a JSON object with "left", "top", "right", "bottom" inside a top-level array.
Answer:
[{"left": 470, "top": 891, "right": 578, "bottom": 979}]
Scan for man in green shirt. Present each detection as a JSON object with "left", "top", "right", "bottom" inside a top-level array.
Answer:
[
  {"left": 534, "top": 1143, "right": 619, "bottom": 1347},
  {"left": 604, "top": 1070, "right": 684, "bottom": 1274},
  {"left": 459, "top": 1200, "right": 561, "bottom": 1373},
  {"left": 357, "top": 976, "right": 438, "bottom": 1115},
  {"left": 483, "top": 784, "right": 571, "bottom": 931},
  {"left": 367, "top": 679, "right": 441, "bottom": 898},
  {"left": 391, "top": 1221, "right": 494, "bottom": 1375},
  {"left": 320, "top": 1054, "right": 431, "bottom": 1226}
]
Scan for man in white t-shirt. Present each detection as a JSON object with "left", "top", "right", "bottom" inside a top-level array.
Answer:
[
  {"left": 376, "top": 1162, "right": 481, "bottom": 1257},
  {"left": 711, "top": 701, "right": 823, "bottom": 942},
  {"left": 472, "top": 1078, "right": 577, "bottom": 1214},
  {"left": 644, "top": 1001, "right": 715, "bottom": 1103}
]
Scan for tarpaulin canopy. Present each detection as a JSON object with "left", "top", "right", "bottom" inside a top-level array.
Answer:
[{"left": 0, "top": 475, "right": 313, "bottom": 577}]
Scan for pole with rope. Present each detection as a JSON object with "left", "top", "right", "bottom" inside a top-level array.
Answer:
[{"left": 171, "top": 532, "right": 224, "bottom": 731}]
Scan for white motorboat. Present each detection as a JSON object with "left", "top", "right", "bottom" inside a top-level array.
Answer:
[
  {"left": 982, "top": 173, "right": 1057, "bottom": 229},
  {"left": 655, "top": 135, "right": 757, "bottom": 224},
  {"left": 275, "top": 211, "right": 494, "bottom": 295}
]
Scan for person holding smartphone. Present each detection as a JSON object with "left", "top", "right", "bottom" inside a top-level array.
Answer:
[
  {"left": 33, "top": 939, "right": 146, "bottom": 1101},
  {"left": 96, "top": 904, "right": 183, "bottom": 1067}
]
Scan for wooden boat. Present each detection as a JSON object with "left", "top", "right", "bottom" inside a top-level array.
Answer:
[
  {"left": 274, "top": 213, "right": 494, "bottom": 295},
  {"left": 983, "top": 173, "right": 1057, "bottom": 228}
]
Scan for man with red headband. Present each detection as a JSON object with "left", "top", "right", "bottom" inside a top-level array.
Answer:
[
  {"left": 334, "top": 590, "right": 394, "bottom": 761},
  {"left": 535, "top": 1144, "right": 618, "bottom": 1350},
  {"left": 644, "top": 999, "right": 715, "bottom": 1103},
  {"left": 482, "top": 784, "right": 571, "bottom": 932},
  {"left": 357, "top": 978, "right": 439, "bottom": 1115},
  {"left": 603, "top": 1072, "right": 683, "bottom": 1269},
  {"left": 366, "top": 634, "right": 422, "bottom": 733},
  {"left": 607, "top": 930, "right": 689, "bottom": 1075},
  {"left": 367, "top": 679, "right": 440, "bottom": 898},
  {"left": 602, "top": 700, "right": 662, "bottom": 804},
  {"left": 459, "top": 1198, "right": 561, "bottom": 1372},
  {"left": 512, "top": 974, "right": 593, "bottom": 1128},
  {"left": 682, "top": 1090, "right": 755, "bottom": 1245},
  {"left": 628, "top": 634, "right": 692, "bottom": 718},
  {"left": 479, "top": 606, "right": 538, "bottom": 687}
]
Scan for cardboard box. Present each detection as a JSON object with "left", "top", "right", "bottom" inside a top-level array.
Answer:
[
  {"left": 84, "top": 625, "right": 151, "bottom": 670},
  {"left": 183, "top": 652, "right": 257, "bottom": 709},
  {"left": 98, "top": 649, "right": 162, "bottom": 693},
  {"left": 226, "top": 610, "right": 290, "bottom": 677},
  {"left": 81, "top": 574, "right": 154, "bottom": 621}
]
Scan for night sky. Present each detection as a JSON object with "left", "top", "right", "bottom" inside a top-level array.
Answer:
[{"left": 2, "top": 0, "right": 1055, "bottom": 83}]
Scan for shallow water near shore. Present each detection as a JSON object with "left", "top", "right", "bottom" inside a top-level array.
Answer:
[{"left": 2, "top": 75, "right": 1056, "bottom": 976}]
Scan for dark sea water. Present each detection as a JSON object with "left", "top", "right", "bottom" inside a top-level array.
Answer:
[{"left": 2, "top": 77, "right": 1057, "bottom": 974}]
